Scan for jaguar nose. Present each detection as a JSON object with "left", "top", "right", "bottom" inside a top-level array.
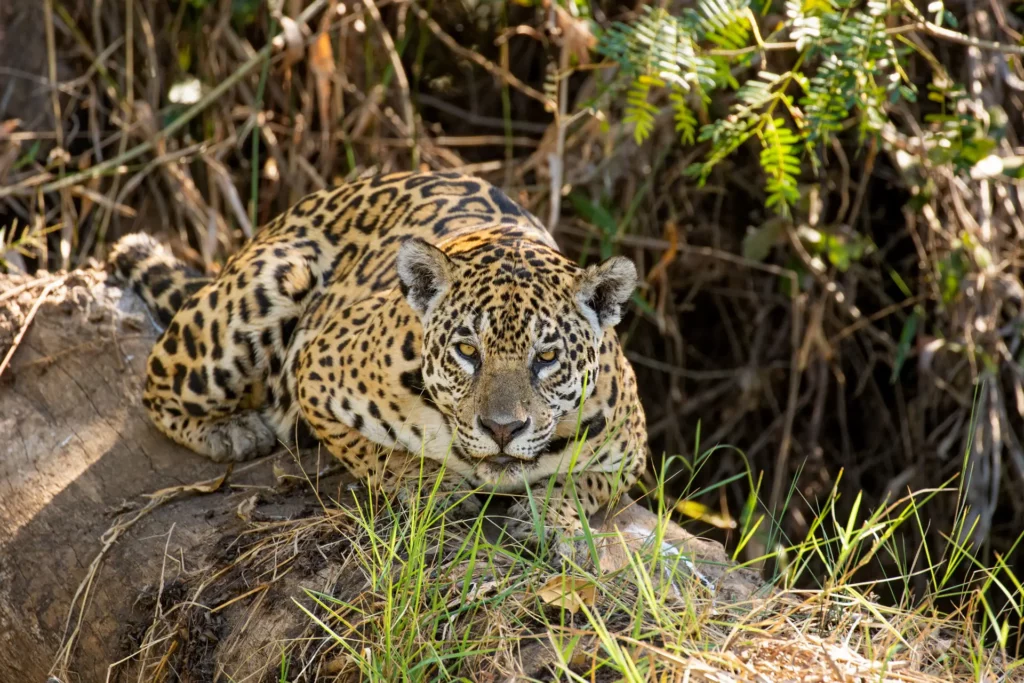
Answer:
[{"left": 478, "top": 416, "right": 530, "bottom": 450}]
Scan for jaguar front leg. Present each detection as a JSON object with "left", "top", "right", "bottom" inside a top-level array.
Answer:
[
  {"left": 504, "top": 469, "right": 632, "bottom": 563},
  {"left": 310, "top": 422, "right": 482, "bottom": 518}
]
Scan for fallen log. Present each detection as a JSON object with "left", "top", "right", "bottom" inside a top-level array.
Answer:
[{"left": 0, "top": 268, "right": 763, "bottom": 681}]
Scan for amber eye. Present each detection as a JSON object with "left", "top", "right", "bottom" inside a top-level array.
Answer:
[
  {"left": 536, "top": 349, "right": 557, "bottom": 364},
  {"left": 456, "top": 342, "right": 479, "bottom": 360}
]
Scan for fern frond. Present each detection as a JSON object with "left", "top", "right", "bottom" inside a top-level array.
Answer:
[
  {"left": 599, "top": 5, "right": 724, "bottom": 143},
  {"left": 624, "top": 74, "right": 664, "bottom": 144},
  {"left": 598, "top": 5, "right": 720, "bottom": 92},
  {"left": 801, "top": 54, "right": 850, "bottom": 143},
  {"left": 597, "top": 0, "right": 933, "bottom": 217},
  {"left": 687, "top": 112, "right": 759, "bottom": 183},
  {"left": 799, "top": 0, "right": 908, "bottom": 148},
  {"left": 670, "top": 88, "right": 698, "bottom": 145},
  {"left": 736, "top": 71, "right": 783, "bottom": 109},
  {"left": 786, "top": 0, "right": 832, "bottom": 51},
  {"left": 690, "top": 0, "right": 751, "bottom": 50},
  {"left": 759, "top": 118, "right": 801, "bottom": 215}
]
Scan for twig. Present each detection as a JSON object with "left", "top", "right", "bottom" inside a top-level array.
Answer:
[
  {"left": 209, "top": 583, "right": 270, "bottom": 613},
  {"left": 208, "top": 158, "right": 254, "bottom": 238},
  {"left": 43, "top": 0, "right": 68, "bottom": 269},
  {"left": 547, "top": 41, "right": 571, "bottom": 235},
  {"left": 829, "top": 294, "right": 926, "bottom": 346},
  {"left": 69, "top": 185, "right": 137, "bottom": 218},
  {"left": 416, "top": 95, "right": 550, "bottom": 134},
  {"left": 373, "top": 134, "right": 540, "bottom": 147},
  {"left": 769, "top": 239, "right": 807, "bottom": 519},
  {"left": 364, "top": 0, "right": 418, "bottom": 167},
  {"left": 845, "top": 137, "right": 877, "bottom": 228},
  {"left": 0, "top": 276, "right": 67, "bottom": 381},
  {"left": 914, "top": 18, "right": 1024, "bottom": 56},
  {"left": 91, "top": 0, "right": 135, "bottom": 257},
  {"left": 0, "top": 274, "right": 63, "bottom": 304},
  {"left": 711, "top": 17, "right": 1024, "bottom": 58},
  {"left": 148, "top": 640, "right": 180, "bottom": 682}
]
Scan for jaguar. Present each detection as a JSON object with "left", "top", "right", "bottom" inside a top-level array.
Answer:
[{"left": 109, "top": 172, "right": 648, "bottom": 555}]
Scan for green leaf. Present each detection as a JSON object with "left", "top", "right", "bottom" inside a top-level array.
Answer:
[
  {"left": 820, "top": 231, "right": 873, "bottom": 272},
  {"left": 231, "top": 0, "right": 262, "bottom": 25},
  {"left": 742, "top": 219, "right": 786, "bottom": 261},
  {"left": 12, "top": 140, "right": 41, "bottom": 171},
  {"left": 937, "top": 251, "right": 966, "bottom": 306},
  {"left": 957, "top": 136, "right": 997, "bottom": 166},
  {"left": 999, "top": 156, "right": 1024, "bottom": 179},
  {"left": 631, "top": 291, "right": 657, "bottom": 317},
  {"left": 779, "top": 256, "right": 808, "bottom": 297},
  {"left": 891, "top": 307, "right": 922, "bottom": 384},
  {"left": 888, "top": 267, "right": 912, "bottom": 298},
  {"left": 825, "top": 235, "right": 852, "bottom": 271},
  {"left": 177, "top": 43, "right": 192, "bottom": 72},
  {"left": 567, "top": 192, "right": 617, "bottom": 236}
]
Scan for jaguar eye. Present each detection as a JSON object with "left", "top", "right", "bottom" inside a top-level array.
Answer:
[
  {"left": 456, "top": 342, "right": 479, "bottom": 360},
  {"left": 536, "top": 349, "right": 557, "bottom": 364}
]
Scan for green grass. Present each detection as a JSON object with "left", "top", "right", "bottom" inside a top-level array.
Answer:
[{"left": 276, "top": 429, "right": 1024, "bottom": 682}]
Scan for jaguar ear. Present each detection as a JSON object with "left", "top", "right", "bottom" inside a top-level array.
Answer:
[
  {"left": 574, "top": 256, "right": 637, "bottom": 333},
  {"left": 397, "top": 237, "right": 455, "bottom": 317}
]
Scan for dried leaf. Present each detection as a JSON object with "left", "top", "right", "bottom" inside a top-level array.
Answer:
[
  {"left": 553, "top": 5, "right": 596, "bottom": 65},
  {"left": 144, "top": 467, "right": 232, "bottom": 500},
  {"left": 446, "top": 580, "right": 500, "bottom": 610},
  {"left": 263, "top": 157, "right": 280, "bottom": 182},
  {"left": 272, "top": 460, "right": 289, "bottom": 485},
  {"left": 569, "top": 649, "right": 595, "bottom": 670},
  {"left": 168, "top": 76, "right": 203, "bottom": 105},
  {"left": 47, "top": 147, "right": 71, "bottom": 166},
  {"left": 536, "top": 575, "right": 596, "bottom": 614},
  {"left": 323, "top": 655, "right": 359, "bottom": 675},
  {"left": 675, "top": 499, "right": 736, "bottom": 529},
  {"left": 0, "top": 119, "right": 21, "bottom": 140},
  {"left": 309, "top": 31, "right": 335, "bottom": 78},
  {"left": 646, "top": 220, "right": 679, "bottom": 285},
  {"left": 236, "top": 494, "right": 259, "bottom": 521},
  {"left": 309, "top": 31, "right": 335, "bottom": 129}
]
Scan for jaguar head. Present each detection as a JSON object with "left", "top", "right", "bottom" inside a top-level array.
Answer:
[{"left": 397, "top": 236, "right": 636, "bottom": 471}]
